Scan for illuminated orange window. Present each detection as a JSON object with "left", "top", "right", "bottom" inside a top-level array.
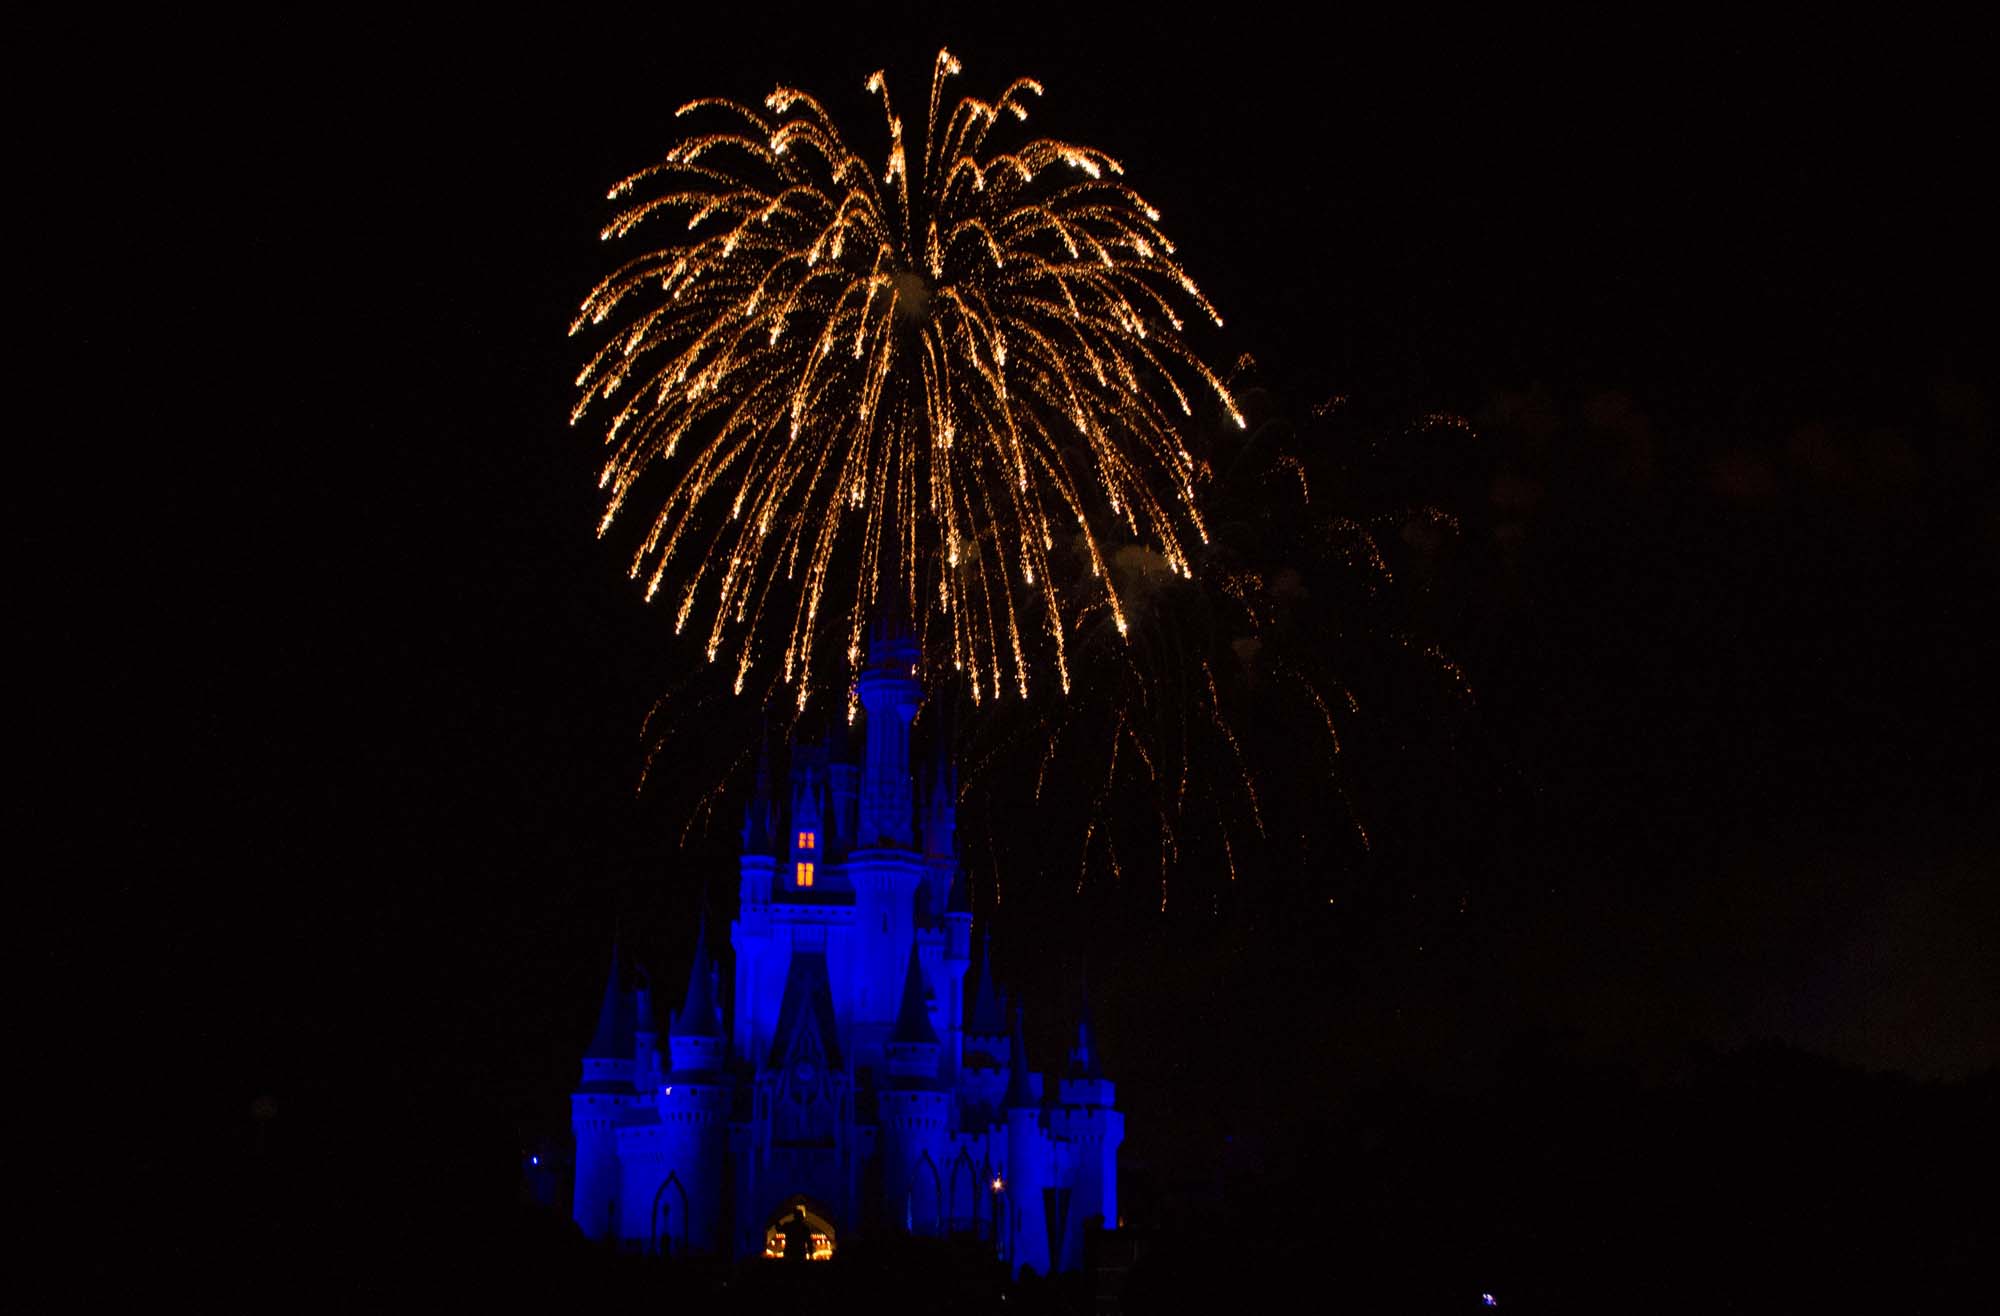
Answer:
[
  {"left": 798, "top": 831, "right": 815, "bottom": 850},
  {"left": 796, "top": 861, "right": 815, "bottom": 888}
]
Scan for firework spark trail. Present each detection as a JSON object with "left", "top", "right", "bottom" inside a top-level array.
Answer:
[
  {"left": 1077, "top": 717, "right": 1124, "bottom": 892},
  {"left": 1393, "top": 632, "right": 1476, "bottom": 705},
  {"left": 1201, "top": 660, "right": 1263, "bottom": 837},
  {"left": 1288, "top": 663, "right": 1343, "bottom": 755},
  {"left": 574, "top": 49, "right": 1241, "bottom": 707},
  {"left": 1034, "top": 717, "right": 1062, "bottom": 801}
]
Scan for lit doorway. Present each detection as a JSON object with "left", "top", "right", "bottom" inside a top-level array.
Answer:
[{"left": 763, "top": 1197, "right": 836, "bottom": 1261}]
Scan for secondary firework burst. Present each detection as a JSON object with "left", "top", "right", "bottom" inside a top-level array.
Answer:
[
  {"left": 571, "top": 48, "right": 1243, "bottom": 711},
  {"left": 950, "top": 371, "right": 1481, "bottom": 915}
]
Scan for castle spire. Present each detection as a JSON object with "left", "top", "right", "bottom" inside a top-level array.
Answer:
[
  {"left": 742, "top": 735, "right": 775, "bottom": 854},
  {"left": 583, "top": 939, "right": 634, "bottom": 1060},
  {"left": 634, "top": 962, "right": 655, "bottom": 1037},
  {"left": 1004, "top": 1007, "right": 1036, "bottom": 1108},
  {"left": 671, "top": 913, "right": 723, "bottom": 1039},
  {"left": 856, "top": 613, "right": 921, "bottom": 848},
  {"left": 969, "top": 929, "right": 1004, "bottom": 1037},
  {"left": 1067, "top": 967, "right": 1102, "bottom": 1079},
  {"left": 890, "top": 944, "right": 939, "bottom": 1046}
]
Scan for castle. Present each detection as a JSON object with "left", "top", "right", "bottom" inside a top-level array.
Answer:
[{"left": 571, "top": 621, "right": 1122, "bottom": 1274}]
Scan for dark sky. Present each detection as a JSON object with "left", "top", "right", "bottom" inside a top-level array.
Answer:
[{"left": 72, "top": 12, "right": 1992, "bottom": 1182}]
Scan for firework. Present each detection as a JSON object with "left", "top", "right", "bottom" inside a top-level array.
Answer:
[
  {"left": 947, "top": 381, "right": 1479, "bottom": 912},
  {"left": 572, "top": 49, "right": 1242, "bottom": 710}
]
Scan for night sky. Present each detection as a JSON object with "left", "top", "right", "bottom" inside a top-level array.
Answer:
[{"left": 73, "top": 11, "right": 1992, "bottom": 1283}]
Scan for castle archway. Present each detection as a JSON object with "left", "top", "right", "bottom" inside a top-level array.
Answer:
[
  {"left": 910, "top": 1150, "right": 943, "bottom": 1235},
  {"left": 651, "top": 1173, "right": 688, "bottom": 1256},
  {"left": 763, "top": 1195, "right": 836, "bottom": 1261}
]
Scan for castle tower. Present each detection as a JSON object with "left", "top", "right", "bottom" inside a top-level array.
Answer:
[
  {"left": 739, "top": 743, "right": 777, "bottom": 910},
  {"left": 880, "top": 945, "right": 950, "bottom": 1234},
  {"left": 632, "top": 965, "right": 662, "bottom": 1094},
  {"left": 826, "top": 717, "right": 859, "bottom": 858},
  {"left": 669, "top": 914, "right": 725, "bottom": 1074},
  {"left": 1002, "top": 1009, "right": 1052, "bottom": 1276},
  {"left": 855, "top": 615, "right": 920, "bottom": 848},
  {"left": 849, "top": 620, "right": 926, "bottom": 1066},
  {"left": 646, "top": 917, "right": 730, "bottom": 1255},
  {"left": 787, "top": 757, "right": 826, "bottom": 894},
  {"left": 1052, "top": 976, "right": 1123, "bottom": 1264},
  {"left": 572, "top": 943, "right": 636, "bottom": 1243}
]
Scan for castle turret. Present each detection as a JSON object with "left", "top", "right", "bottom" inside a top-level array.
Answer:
[
  {"left": 648, "top": 914, "right": 731, "bottom": 1255},
  {"left": 939, "top": 872, "right": 973, "bottom": 1085},
  {"left": 886, "top": 944, "right": 942, "bottom": 1082},
  {"left": 1058, "top": 973, "right": 1114, "bottom": 1105},
  {"left": 856, "top": 616, "right": 920, "bottom": 848},
  {"left": 966, "top": 932, "right": 1008, "bottom": 1063},
  {"left": 581, "top": 941, "right": 636, "bottom": 1086},
  {"left": 633, "top": 965, "right": 663, "bottom": 1093},
  {"left": 850, "top": 618, "right": 926, "bottom": 1062},
  {"left": 1002, "top": 1008, "right": 1051, "bottom": 1275},
  {"left": 573, "top": 942, "right": 637, "bottom": 1242},
  {"left": 880, "top": 944, "right": 950, "bottom": 1235},
  {"left": 827, "top": 717, "right": 860, "bottom": 858},
  {"left": 921, "top": 731, "right": 958, "bottom": 858},
  {"left": 739, "top": 743, "right": 777, "bottom": 909},
  {"left": 670, "top": 915, "right": 726, "bottom": 1076},
  {"left": 788, "top": 755, "right": 826, "bottom": 894},
  {"left": 1051, "top": 974, "right": 1122, "bottom": 1261}
]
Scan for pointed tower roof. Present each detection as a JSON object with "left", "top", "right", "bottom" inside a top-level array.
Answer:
[
  {"left": 742, "top": 737, "right": 775, "bottom": 854},
  {"left": 633, "top": 963, "right": 657, "bottom": 1037},
  {"left": 670, "top": 914, "right": 723, "bottom": 1039},
  {"left": 1004, "top": 1007, "right": 1036, "bottom": 1108},
  {"left": 1067, "top": 969, "right": 1103, "bottom": 1078},
  {"left": 583, "top": 941, "right": 635, "bottom": 1060},
  {"left": 890, "top": 944, "right": 940, "bottom": 1046},
  {"left": 766, "top": 950, "right": 843, "bottom": 1070},
  {"left": 930, "top": 711, "right": 957, "bottom": 801},
  {"left": 791, "top": 754, "right": 824, "bottom": 837},
  {"left": 969, "top": 930, "right": 1005, "bottom": 1036}
]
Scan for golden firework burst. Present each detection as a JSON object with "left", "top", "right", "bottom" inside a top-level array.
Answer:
[{"left": 572, "top": 48, "right": 1242, "bottom": 711}]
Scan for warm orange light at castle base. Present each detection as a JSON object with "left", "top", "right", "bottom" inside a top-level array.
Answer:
[{"left": 763, "top": 1229, "right": 834, "bottom": 1260}]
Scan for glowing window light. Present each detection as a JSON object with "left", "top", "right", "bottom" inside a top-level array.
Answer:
[
  {"left": 796, "top": 862, "right": 815, "bottom": 887},
  {"left": 798, "top": 831, "right": 815, "bottom": 850}
]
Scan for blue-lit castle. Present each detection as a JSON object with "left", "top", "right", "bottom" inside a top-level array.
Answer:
[{"left": 572, "top": 621, "right": 1121, "bottom": 1274}]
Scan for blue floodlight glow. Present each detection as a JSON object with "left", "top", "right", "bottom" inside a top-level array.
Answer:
[{"left": 569, "top": 641, "right": 1122, "bottom": 1275}]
